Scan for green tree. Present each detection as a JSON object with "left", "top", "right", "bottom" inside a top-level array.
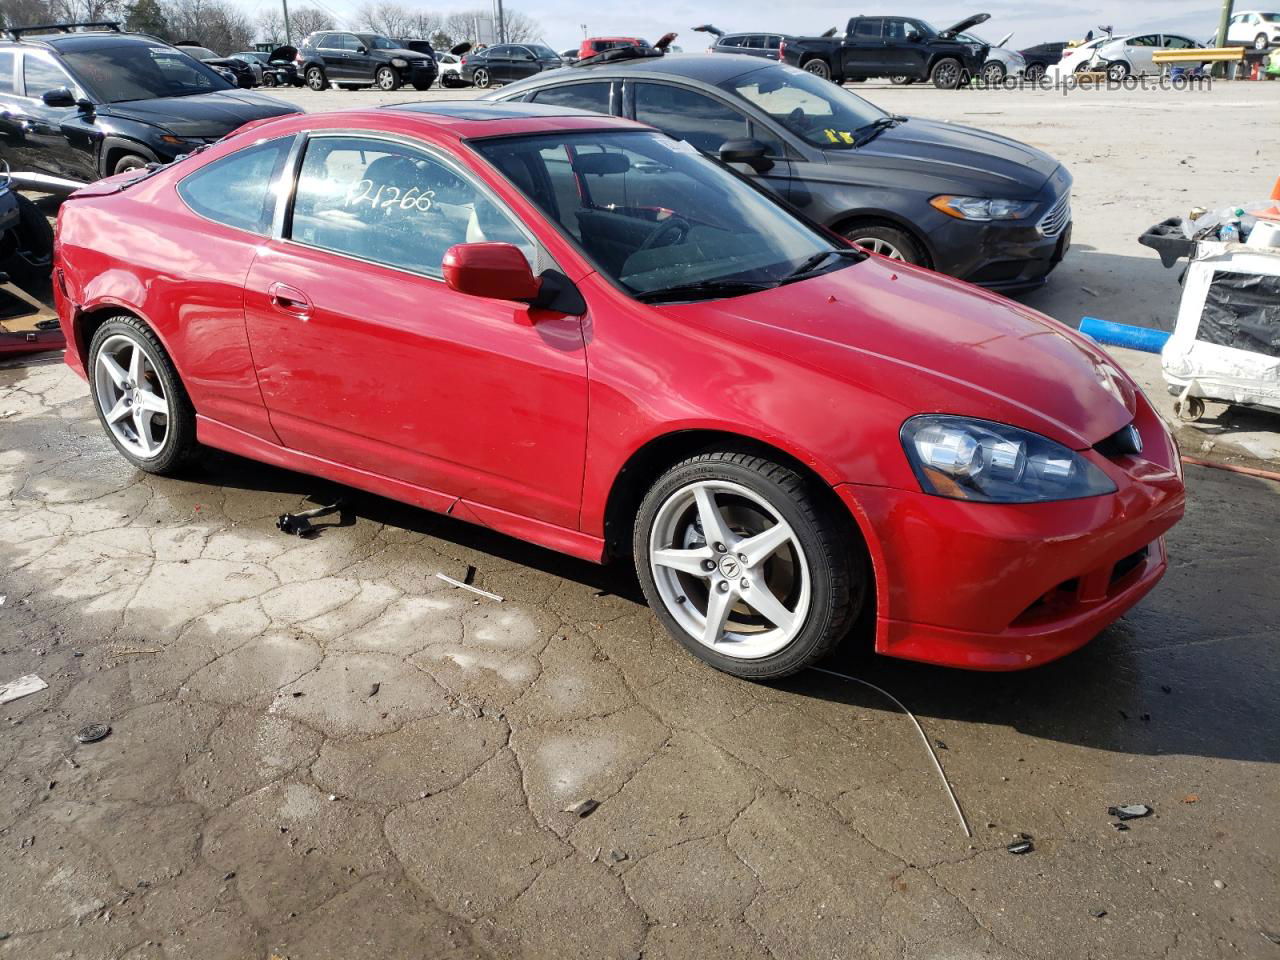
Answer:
[{"left": 124, "top": 0, "right": 167, "bottom": 38}]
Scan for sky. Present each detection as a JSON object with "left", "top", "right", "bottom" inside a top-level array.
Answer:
[{"left": 268, "top": 0, "right": 1233, "bottom": 49}]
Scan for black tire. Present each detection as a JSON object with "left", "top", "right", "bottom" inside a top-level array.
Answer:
[
  {"left": 113, "top": 153, "right": 149, "bottom": 175},
  {"left": 375, "top": 65, "right": 401, "bottom": 91},
  {"left": 801, "top": 58, "right": 831, "bottom": 81},
  {"left": 1106, "top": 60, "right": 1130, "bottom": 81},
  {"left": 472, "top": 67, "right": 490, "bottom": 88},
  {"left": 13, "top": 194, "right": 53, "bottom": 272},
  {"left": 889, "top": 75, "right": 915, "bottom": 85},
  {"left": 412, "top": 80, "right": 433, "bottom": 91},
  {"left": 842, "top": 222, "right": 926, "bottom": 266},
  {"left": 1255, "top": 34, "right": 1270, "bottom": 51},
  {"left": 981, "top": 61, "right": 1006, "bottom": 84},
  {"left": 1024, "top": 63, "right": 1046, "bottom": 81},
  {"left": 931, "top": 57, "right": 963, "bottom": 89},
  {"left": 88, "top": 316, "right": 197, "bottom": 476},
  {"left": 634, "top": 451, "right": 864, "bottom": 680},
  {"left": 306, "top": 65, "right": 328, "bottom": 90},
  {"left": 263, "top": 72, "right": 277, "bottom": 87}
]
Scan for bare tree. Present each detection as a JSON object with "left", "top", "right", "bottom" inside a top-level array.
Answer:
[
  {"left": 163, "top": 0, "right": 251, "bottom": 52},
  {"left": 287, "top": 5, "right": 333, "bottom": 39},
  {"left": 353, "top": 1, "right": 412, "bottom": 37},
  {"left": 501, "top": 9, "right": 540, "bottom": 43},
  {"left": 255, "top": 7, "right": 284, "bottom": 44},
  {"left": 441, "top": 8, "right": 541, "bottom": 47},
  {"left": 0, "top": 0, "right": 56, "bottom": 28}
]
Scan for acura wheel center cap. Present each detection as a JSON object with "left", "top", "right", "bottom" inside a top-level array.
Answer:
[{"left": 718, "top": 555, "right": 741, "bottom": 579}]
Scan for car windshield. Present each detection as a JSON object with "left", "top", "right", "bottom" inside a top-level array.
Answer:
[
  {"left": 528, "top": 44, "right": 560, "bottom": 59},
  {"left": 60, "top": 44, "right": 233, "bottom": 101},
  {"left": 473, "top": 130, "right": 854, "bottom": 300},
  {"left": 359, "top": 35, "right": 399, "bottom": 49},
  {"left": 725, "top": 66, "right": 886, "bottom": 150}
]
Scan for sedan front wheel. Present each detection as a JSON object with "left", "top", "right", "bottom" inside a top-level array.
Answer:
[{"left": 635, "top": 451, "right": 863, "bottom": 679}]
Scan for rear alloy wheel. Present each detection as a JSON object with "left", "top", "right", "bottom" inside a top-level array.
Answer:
[
  {"left": 306, "top": 65, "right": 328, "bottom": 90},
  {"left": 1025, "top": 63, "right": 1046, "bottom": 81},
  {"left": 1255, "top": 34, "right": 1270, "bottom": 51},
  {"left": 1106, "top": 60, "right": 1130, "bottom": 81},
  {"left": 931, "top": 57, "right": 963, "bottom": 89},
  {"left": 89, "top": 317, "right": 196, "bottom": 475},
  {"left": 635, "top": 452, "right": 862, "bottom": 680},
  {"left": 889, "top": 75, "right": 915, "bottom": 85},
  {"left": 802, "top": 58, "right": 831, "bottom": 81},
  {"left": 472, "top": 67, "right": 490, "bottom": 88},
  {"left": 981, "top": 61, "right": 1006, "bottom": 84},
  {"left": 843, "top": 223, "right": 924, "bottom": 265},
  {"left": 376, "top": 65, "right": 401, "bottom": 91}
]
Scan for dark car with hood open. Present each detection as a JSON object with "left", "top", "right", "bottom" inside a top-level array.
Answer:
[
  {"left": 782, "top": 13, "right": 992, "bottom": 89},
  {"left": 486, "top": 51, "right": 1071, "bottom": 293},
  {"left": 0, "top": 23, "right": 299, "bottom": 191}
]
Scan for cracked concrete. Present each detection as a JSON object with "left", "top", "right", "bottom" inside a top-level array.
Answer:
[
  {"left": 2, "top": 349, "right": 1277, "bottom": 960},
  {"left": 2, "top": 81, "right": 1280, "bottom": 960}
]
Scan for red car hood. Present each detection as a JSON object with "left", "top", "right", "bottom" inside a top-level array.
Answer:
[{"left": 672, "top": 257, "right": 1136, "bottom": 450}]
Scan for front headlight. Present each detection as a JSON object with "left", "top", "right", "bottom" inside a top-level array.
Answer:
[
  {"left": 158, "top": 134, "right": 199, "bottom": 147},
  {"left": 930, "top": 195, "right": 1039, "bottom": 221},
  {"left": 391, "top": 57, "right": 408, "bottom": 67},
  {"left": 901, "top": 415, "right": 1116, "bottom": 503}
]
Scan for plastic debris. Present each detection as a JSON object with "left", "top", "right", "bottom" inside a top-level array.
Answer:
[
  {"left": 276, "top": 499, "right": 345, "bottom": 538},
  {"left": 1107, "top": 803, "right": 1152, "bottom": 821},
  {"left": 75, "top": 723, "right": 111, "bottom": 744},
  {"left": 607, "top": 848, "right": 628, "bottom": 863},
  {"left": 1007, "top": 839, "right": 1034, "bottom": 855},
  {"left": 563, "top": 798, "right": 599, "bottom": 818},
  {"left": 0, "top": 674, "right": 47, "bottom": 706},
  {"left": 435, "top": 572, "right": 504, "bottom": 602},
  {"left": 1090, "top": 908, "right": 1108, "bottom": 919},
  {"left": 1213, "top": 879, "right": 1226, "bottom": 890},
  {"left": 1261, "top": 930, "right": 1280, "bottom": 945},
  {"left": 367, "top": 682, "right": 381, "bottom": 698},
  {"left": 1183, "top": 795, "right": 1199, "bottom": 804},
  {"left": 1112, "top": 822, "right": 1130, "bottom": 831}
]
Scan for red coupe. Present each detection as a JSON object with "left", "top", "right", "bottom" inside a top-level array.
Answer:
[{"left": 53, "top": 103, "right": 1185, "bottom": 678}]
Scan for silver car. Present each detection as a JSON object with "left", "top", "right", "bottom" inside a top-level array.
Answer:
[
  {"left": 890, "top": 30, "right": 1025, "bottom": 84},
  {"left": 1090, "top": 32, "right": 1205, "bottom": 79}
]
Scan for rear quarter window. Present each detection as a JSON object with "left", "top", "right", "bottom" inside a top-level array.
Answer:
[
  {"left": 0, "top": 51, "right": 13, "bottom": 93},
  {"left": 177, "top": 136, "right": 294, "bottom": 235}
]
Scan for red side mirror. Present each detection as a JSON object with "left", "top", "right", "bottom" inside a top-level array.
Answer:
[{"left": 442, "top": 243, "right": 541, "bottom": 303}]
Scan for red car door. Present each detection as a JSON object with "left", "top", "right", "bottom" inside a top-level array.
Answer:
[{"left": 242, "top": 133, "right": 589, "bottom": 530}]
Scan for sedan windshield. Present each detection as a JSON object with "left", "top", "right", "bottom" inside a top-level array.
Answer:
[
  {"left": 473, "top": 130, "right": 856, "bottom": 300},
  {"left": 725, "top": 66, "right": 887, "bottom": 150},
  {"left": 61, "top": 44, "right": 233, "bottom": 101}
]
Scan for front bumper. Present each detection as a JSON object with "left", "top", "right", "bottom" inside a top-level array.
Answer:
[
  {"left": 836, "top": 396, "right": 1185, "bottom": 670},
  {"left": 925, "top": 180, "right": 1072, "bottom": 293},
  {"left": 404, "top": 63, "right": 438, "bottom": 85}
]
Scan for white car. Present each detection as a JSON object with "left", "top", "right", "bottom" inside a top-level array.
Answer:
[
  {"left": 1091, "top": 32, "right": 1205, "bottom": 79},
  {"left": 434, "top": 51, "right": 464, "bottom": 87},
  {"left": 1048, "top": 35, "right": 1116, "bottom": 78},
  {"left": 1226, "top": 10, "right": 1280, "bottom": 49},
  {"left": 957, "top": 31, "right": 1027, "bottom": 82}
]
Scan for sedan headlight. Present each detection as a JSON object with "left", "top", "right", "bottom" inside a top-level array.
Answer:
[
  {"left": 930, "top": 195, "right": 1039, "bottom": 221},
  {"left": 391, "top": 57, "right": 408, "bottom": 67},
  {"left": 901, "top": 415, "right": 1116, "bottom": 503}
]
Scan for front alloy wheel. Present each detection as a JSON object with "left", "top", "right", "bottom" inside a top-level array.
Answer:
[
  {"left": 472, "top": 67, "right": 490, "bottom": 88},
  {"left": 376, "top": 65, "right": 401, "bottom": 90},
  {"left": 635, "top": 451, "right": 862, "bottom": 679},
  {"left": 931, "top": 57, "right": 963, "bottom": 89},
  {"left": 981, "top": 61, "right": 1006, "bottom": 84},
  {"left": 1255, "top": 34, "right": 1270, "bottom": 51}
]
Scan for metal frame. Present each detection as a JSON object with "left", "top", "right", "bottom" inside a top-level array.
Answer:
[{"left": 2, "top": 21, "right": 121, "bottom": 41}]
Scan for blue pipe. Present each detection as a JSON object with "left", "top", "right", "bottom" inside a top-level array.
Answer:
[{"left": 1078, "top": 316, "right": 1171, "bottom": 354}]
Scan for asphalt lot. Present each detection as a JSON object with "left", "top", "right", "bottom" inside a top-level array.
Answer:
[{"left": 1, "top": 79, "right": 1278, "bottom": 959}]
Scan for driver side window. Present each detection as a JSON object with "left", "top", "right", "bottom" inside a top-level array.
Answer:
[
  {"left": 22, "top": 54, "right": 80, "bottom": 100},
  {"left": 634, "top": 82, "right": 783, "bottom": 158}
]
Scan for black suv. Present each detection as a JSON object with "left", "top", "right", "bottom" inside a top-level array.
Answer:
[
  {"left": 0, "top": 23, "right": 298, "bottom": 191},
  {"left": 297, "top": 31, "right": 437, "bottom": 91}
]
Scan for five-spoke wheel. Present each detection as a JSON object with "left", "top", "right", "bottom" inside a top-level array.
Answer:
[
  {"left": 636, "top": 452, "right": 863, "bottom": 678},
  {"left": 89, "top": 316, "right": 195, "bottom": 474}
]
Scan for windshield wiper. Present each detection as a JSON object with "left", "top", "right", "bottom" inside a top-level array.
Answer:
[
  {"left": 852, "top": 115, "right": 907, "bottom": 147},
  {"left": 781, "top": 248, "right": 865, "bottom": 284},
  {"left": 634, "top": 278, "right": 778, "bottom": 304}
]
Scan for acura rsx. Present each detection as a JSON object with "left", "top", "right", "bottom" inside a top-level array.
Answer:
[{"left": 53, "top": 103, "right": 1185, "bottom": 679}]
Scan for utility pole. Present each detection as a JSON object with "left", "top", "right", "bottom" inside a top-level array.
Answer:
[
  {"left": 1215, "top": 0, "right": 1235, "bottom": 78},
  {"left": 496, "top": 0, "right": 506, "bottom": 43},
  {"left": 282, "top": 0, "right": 292, "bottom": 46}
]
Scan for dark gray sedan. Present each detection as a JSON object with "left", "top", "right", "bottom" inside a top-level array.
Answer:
[{"left": 484, "top": 55, "right": 1071, "bottom": 293}]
